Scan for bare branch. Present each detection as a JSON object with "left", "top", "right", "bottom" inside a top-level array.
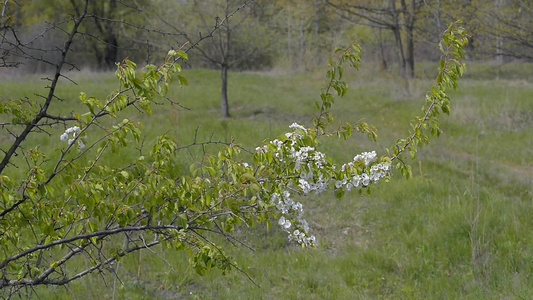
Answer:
[
  {"left": 0, "top": 224, "right": 187, "bottom": 274},
  {"left": 0, "top": 1, "right": 89, "bottom": 175}
]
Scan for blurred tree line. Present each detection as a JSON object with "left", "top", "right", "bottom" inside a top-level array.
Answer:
[{"left": 2, "top": 0, "right": 532, "bottom": 75}]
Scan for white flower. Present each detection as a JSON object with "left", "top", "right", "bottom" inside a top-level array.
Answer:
[
  {"left": 271, "top": 139, "right": 283, "bottom": 149},
  {"left": 367, "top": 162, "right": 390, "bottom": 183},
  {"left": 314, "top": 176, "right": 328, "bottom": 194},
  {"left": 292, "top": 202, "right": 303, "bottom": 213},
  {"left": 65, "top": 126, "right": 80, "bottom": 134},
  {"left": 61, "top": 126, "right": 86, "bottom": 149},
  {"left": 361, "top": 173, "right": 370, "bottom": 186},
  {"left": 299, "top": 179, "right": 312, "bottom": 194},
  {"left": 346, "top": 183, "right": 353, "bottom": 191},
  {"left": 276, "top": 203, "right": 288, "bottom": 214},
  {"left": 354, "top": 151, "right": 377, "bottom": 166},
  {"left": 289, "top": 122, "right": 307, "bottom": 132},
  {"left": 300, "top": 170, "right": 313, "bottom": 180},
  {"left": 278, "top": 216, "right": 291, "bottom": 231},
  {"left": 352, "top": 176, "right": 361, "bottom": 188},
  {"left": 300, "top": 219, "right": 309, "bottom": 232},
  {"left": 300, "top": 146, "right": 314, "bottom": 153},
  {"left": 271, "top": 193, "right": 279, "bottom": 202}
]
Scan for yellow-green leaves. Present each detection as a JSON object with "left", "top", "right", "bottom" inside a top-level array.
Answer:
[
  {"left": 390, "top": 21, "right": 468, "bottom": 178},
  {"left": 0, "top": 98, "right": 37, "bottom": 125},
  {"left": 314, "top": 43, "right": 362, "bottom": 134}
]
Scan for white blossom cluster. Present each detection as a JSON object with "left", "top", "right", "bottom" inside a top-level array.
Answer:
[
  {"left": 288, "top": 229, "right": 316, "bottom": 246},
  {"left": 60, "top": 126, "right": 86, "bottom": 149},
  {"left": 259, "top": 123, "right": 330, "bottom": 247},
  {"left": 273, "top": 191, "right": 316, "bottom": 247},
  {"left": 353, "top": 151, "right": 377, "bottom": 166},
  {"left": 298, "top": 171, "right": 328, "bottom": 195},
  {"left": 257, "top": 123, "right": 390, "bottom": 248},
  {"left": 281, "top": 124, "right": 330, "bottom": 194},
  {"left": 258, "top": 124, "right": 330, "bottom": 196},
  {"left": 335, "top": 151, "right": 390, "bottom": 191},
  {"left": 289, "top": 122, "right": 307, "bottom": 132}
]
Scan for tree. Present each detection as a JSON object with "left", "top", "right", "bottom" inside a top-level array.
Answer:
[
  {"left": 413, "top": 0, "right": 533, "bottom": 62},
  {"left": 480, "top": 0, "right": 533, "bottom": 61},
  {"left": 75, "top": 0, "right": 122, "bottom": 70},
  {"left": 0, "top": 0, "right": 468, "bottom": 296},
  {"left": 154, "top": 0, "right": 270, "bottom": 118},
  {"left": 7, "top": 0, "right": 162, "bottom": 71},
  {"left": 327, "top": 0, "right": 425, "bottom": 78},
  {"left": 267, "top": 0, "right": 336, "bottom": 70}
]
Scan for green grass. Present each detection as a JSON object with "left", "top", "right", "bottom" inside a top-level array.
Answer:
[{"left": 1, "top": 61, "right": 532, "bottom": 299}]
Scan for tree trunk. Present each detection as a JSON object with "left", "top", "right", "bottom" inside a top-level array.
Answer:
[
  {"left": 313, "top": 4, "right": 320, "bottom": 65},
  {"left": 221, "top": 64, "right": 230, "bottom": 118},
  {"left": 287, "top": 4, "right": 291, "bottom": 62},
  {"left": 373, "top": 28, "right": 388, "bottom": 71},
  {"left": 495, "top": 0, "right": 503, "bottom": 63},
  {"left": 390, "top": 0, "right": 407, "bottom": 76},
  {"left": 403, "top": 0, "right": 416, "bottom": 78},
  {"left": 91, "top": 0, "right": 119, "bottom": 70},
  {"left": 103, "top": 32, "right": 119, "bottom": 70},
  {"left": 299, "top": 18, "right": 304, "bottom": 67}
]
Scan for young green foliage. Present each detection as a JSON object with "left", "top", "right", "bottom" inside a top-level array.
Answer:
[
  {"left": 0, "top": 21, "right": 467, "bottom": 297},
  {"left": 389, "top": 21, "right": 468, "bottom": 178}
]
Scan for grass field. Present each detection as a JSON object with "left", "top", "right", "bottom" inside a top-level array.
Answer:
[{"left": 1, "top": 60, "right": 532, "bottom": 299}]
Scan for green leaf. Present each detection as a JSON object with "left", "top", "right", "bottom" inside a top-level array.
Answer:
[
  {"left": 334, "top": 188, "right": 345, "bottom": 199},
  {"left": 120, "top": 171, "right": 129, "bottom": 180}
]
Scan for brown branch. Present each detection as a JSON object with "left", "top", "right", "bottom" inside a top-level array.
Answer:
[
  {"left": 0, "top": 224, "right": 187, "bottom": 273},
  {"left": 0, "top": 1, "right": 88, "bottom": 175},
  {"left": 0, "top": 238, "right": 162, "bottom": 288}
]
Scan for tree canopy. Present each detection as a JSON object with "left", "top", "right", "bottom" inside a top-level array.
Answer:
[{"left": 4, "top": 0, "right": 529, "bottom": 74}]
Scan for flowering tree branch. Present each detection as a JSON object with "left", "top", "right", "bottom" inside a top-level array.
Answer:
[
  {"left": 0, "top": 11, "right": 467, "bottom": 299},
  {"left": 390, "top": 21, "right": 468, "bottom": 178}
]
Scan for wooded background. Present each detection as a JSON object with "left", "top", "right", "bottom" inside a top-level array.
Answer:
[{"left": 2, "top": 0, "right": 531, "bottom": 75}]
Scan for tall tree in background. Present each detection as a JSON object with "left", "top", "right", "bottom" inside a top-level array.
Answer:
[
  {"left": 418, "top": 0, "right": 482, "bottom": 60},
  {"left": 482, "top": 0, "right": 533, "bottom": 61},
  {"left": 71, "top": 0, "right": 159, "bottom": 70},
  {"left": 269, "top": 0, "right": 333, "bottom": 70},
  {"left": 328, "top": 0, "right": 424, "bottom": 77},
  {"left": 416, "top": 0, "right": 533, "bottom": 62},
  {"left": 8, "top": 0, "right": 154, "bottom": 71},
  {"left": 78, "top": 0, "right": 120, "bottom": 70}
]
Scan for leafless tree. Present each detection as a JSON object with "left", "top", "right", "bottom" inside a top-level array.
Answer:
[
  {"left": 328, "top": 0, "right": 425, "bottom": 78},
  {"left": 156, "top": 0, "right": 263, "bottom": 118}
]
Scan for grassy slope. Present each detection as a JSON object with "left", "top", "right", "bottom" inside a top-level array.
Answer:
[{"left": 1, "top": 61, "right": 532, "bottom": 299}]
